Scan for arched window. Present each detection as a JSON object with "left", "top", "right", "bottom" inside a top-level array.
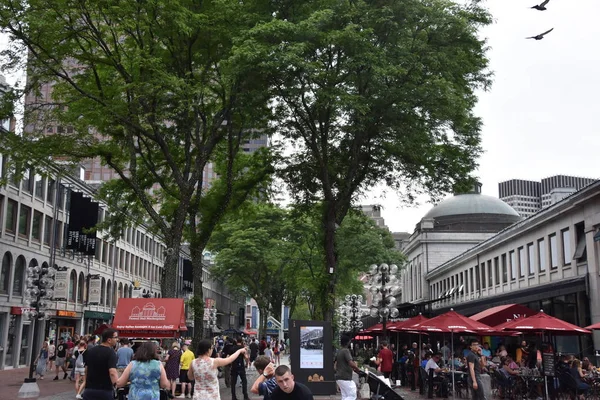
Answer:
[
  {"left": 100, "top": 278, "right": 106, "bottom": 305},
  {"left": 0, "top": 252, "right": 12, "bottom": 294},
  {"left": 77, "top": 272, "right": 85, "bottom": 302},
  {"left": 13, "top": 256, "right": 26, "bottom": 296},
  {"left": 118, "top": 282, "right": 123, "bottom": 299},
  {"left": 123, "top": 284, "right": 129, "bottom": 299},
  {"left": 129, "top": 285, "right": 133, "bottom": 298},
  {"left": 106, "top": 280, "right": 112, "bottom": 307},
  {"left": 69, "top": 270, "right": 77, "bottom": 302}
]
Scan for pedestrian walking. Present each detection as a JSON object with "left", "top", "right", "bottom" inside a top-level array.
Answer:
[
  {"left": 273, "top": 343, "right": 280, "bottom": 366},
  {"left": 188, "top": 339, "right": 247, "bottom": 400},
  {"left": 230, "top": 337, "right": 250, "bottom": 400},
  {"left": 165, "top": 341, "right": 182, "bottom": 398},
  {"left": 335, "top": 335, "right": 359, "bottom": 400},
  {"left": 249, "top": 339, "right": 259, "bottom": 368},
  {"left": 74, "top": 341, "right": 87, "bottom": 399},
  {"left": 117, "top": 341, "right": 170, "bottom": 400},
  {"left": 53, "top": 337, "right": 68, "bottom": 380},
  {"left": 467, "top": 339, "right": 485, "bottom": 400},
  {"left": 116, "top": 338, "right": 134, "bottom": 372},
  {"left": 47, "top": 339, "right": 55, "bottom": 371},
  {"left": 34, "top": 341, "right": 49, "bottom": 380},
  {"left": 222, "top": 338, "right": 236, "bottom": 388},
  {"left": 81, "top": 328, "right": 119, "bottom": 400},
  {"left": 178, "top": 342, "right": 195, "bottom": 398}
]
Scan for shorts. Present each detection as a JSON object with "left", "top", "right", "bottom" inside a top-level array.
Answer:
[
  {"left": 55, "top": 357, "right": 66, "bottom": 367},
  {"left": 49, "top": 355, "right": 56, "bottom": 361},
  {"left": 179, "top": 370, "right": 190, "bottom": 383},
  {"left": 75, "top": 367, "right": 85, "bottom": 375}
]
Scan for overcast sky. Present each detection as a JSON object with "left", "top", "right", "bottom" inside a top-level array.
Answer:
[{"left": 365, "top": 0, "right": 600, "bottom": 233}]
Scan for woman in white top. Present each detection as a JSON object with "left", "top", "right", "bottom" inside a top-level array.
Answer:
[{"left": 188, "top": 339, "right": 246, "bottom": 400}]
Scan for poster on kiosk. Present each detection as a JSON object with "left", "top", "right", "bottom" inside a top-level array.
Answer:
[{"left": 289, "top": 320, "right": 335, "bottom": 395}]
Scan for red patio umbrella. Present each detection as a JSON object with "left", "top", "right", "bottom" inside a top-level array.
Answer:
[
  {"left": 501, "top": 310, "right": 590, "bottom": 334},
  {"left": 354, "top": 335, "right": 373, "bottom": 340},
  {"left": 362, "top": 323, "right": 383, "bottom": 333},
  {"left": 388, "top": 314, "right": 429, "bottom": 332},
  {"left": 412, "top": 309, "right": 494, "bottom": 391},
  {"left": 585, "top": 322, "right": 600, "bottom": 330}
]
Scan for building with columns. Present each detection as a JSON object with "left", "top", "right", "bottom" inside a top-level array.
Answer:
[{"left": 399, "top": 180, "right": 600, "bottom": 356}]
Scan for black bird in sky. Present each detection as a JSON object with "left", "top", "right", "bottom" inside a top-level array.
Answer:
[
  {"left": 531, "top": 0, "right": 550, "bottom": 11},
  {"left": 526, "top": 28, "right": 554, "bottom": 40}
]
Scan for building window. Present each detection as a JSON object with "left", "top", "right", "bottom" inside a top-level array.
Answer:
[
  {"left": 13, "top": 256, "right": 25, "bottom": 296},
  {"left": 573, "top": 222, "right": 587, "bottom": 263},
  {"left": 510, "top": 251, "right": 516, "bottom": 281},
  {"left": 527, "top": 243, "right": 535, "bottom": 275},
  {"left": 0, "top": 252, "right": 11, "bottom": 294},
  {"left": 34, "top": 174, "right": 45, "bottom": 200},
  {"left": 475, "top": 265, "right": 480, "bottom": 291},
  {"left": 47, "top": 179, "right": 55, "bottom": 204},
  {"left": 549, "top": 234, "right": 558, "bottom": 269},
  {"left": 69, "top": 270, "right": 77, "bottom": 302},
  {"left": 538, "top": 238, "right": 546, "bottom": 272},
  {"left": 5, "top": 199, "right": 17, "bottom": 233},
  {"left": 44, "top": 216, "right": 52, "bottom": 245},
  {"left": 18, "top": 205, "right": 31, "bottom": 237},
  {"left": 518, "top": 247, "right": 525, "bottom": 278},
  {"left": 32, "top": 211, "right": 43, "bottom": 242},
  {"left": 22, "top": 169, "right": 33, "bottom": 194},
  {"left": 501, "top": 254, "right": 508, "bottom": 284},
  {"left": 494, "top": 257, "right": 500, "bottom": 285},
  {"left": 562, "top": 229, "right": 571, "bottom": 265},
  {"left": 487, "top": 261, "right": 492, "bottom": 288}
]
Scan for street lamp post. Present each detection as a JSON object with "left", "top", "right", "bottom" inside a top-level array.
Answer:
[
  {"left": 366, "top": 263, "right": 400, "bottom": 342},
  {"left": 338, "top": 294, "right": 366, "bottom": 355},
  {"left": 206, "top": 306, "right": 217, "bottom": 337}
]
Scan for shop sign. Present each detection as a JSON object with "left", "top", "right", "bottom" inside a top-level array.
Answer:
[
  {"left": 88, "top": 276, "right": 101, "bottom": 304},
  {"left": 84, "top": 311, "right": 113, "bottom": 320},
  {"left": 57, "top": 310, "right": 77, "bottom": 317},
  {"left": 54, "top": 267, "right": 69, "bottom": 300},
  {"left": 11, "top": 307, "right": 35, "bottom": 315}
]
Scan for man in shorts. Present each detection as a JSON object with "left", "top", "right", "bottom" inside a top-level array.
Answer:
[
  {"left": 178, "top": 342, "right": 195, "bottom": 398},
  {"left": 81, "top": 328, "right": 118, "bottom": 400},
  {"left": 53, "top": 338, "right": 68, "bottom": 380}
]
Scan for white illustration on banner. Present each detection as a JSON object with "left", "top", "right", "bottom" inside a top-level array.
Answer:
[{"left": 129, "top": 303, "right": 166, "bottom": 320}]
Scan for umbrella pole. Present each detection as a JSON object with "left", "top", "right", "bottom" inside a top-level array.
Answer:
[{"left": 451, "top": 331, "right": 455, "bottom": 399}]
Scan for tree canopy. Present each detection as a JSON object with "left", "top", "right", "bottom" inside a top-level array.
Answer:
[
  {"left": 208, "top": 202, "right": 403, "bottom": 331},
  {"left": 234, "top": 0, "right": 491, "bottom": 320}
]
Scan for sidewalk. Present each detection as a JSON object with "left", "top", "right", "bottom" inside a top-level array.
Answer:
[{"left": 0, "top": 355, "right": 347, "bottom": 399}]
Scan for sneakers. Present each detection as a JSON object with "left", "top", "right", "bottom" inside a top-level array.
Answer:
[
  {"left": 76, "top": 395, "right": 83, "bottom": 399},
  {"left": 63, "top": 372, "right": 68, "bottom": 379},
  {"left": 176, "top": 395, "right": 186, "bottom": 398},
  {"left": 53, "top": 376, "right": 59, "bottom": 381}
]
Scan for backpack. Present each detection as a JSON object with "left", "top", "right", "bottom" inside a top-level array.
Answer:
[{"left": 76, "top": 351, "right": 85, "bottom": 369}]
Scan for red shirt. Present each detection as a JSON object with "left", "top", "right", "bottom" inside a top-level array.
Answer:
[{"left": 378, "top": 347, "right": 394, "bottom": 372}]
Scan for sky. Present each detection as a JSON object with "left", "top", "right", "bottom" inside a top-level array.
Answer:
[{"left": 364, "top": 0, "right": 600, "bottom": 233}]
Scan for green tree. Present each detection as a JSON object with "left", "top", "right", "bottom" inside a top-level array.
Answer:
[
  {"left": 235, "top": 0, "right": 491, "bottom": 321},
  {"left": 209, "top": 202, "right": 402, "bottom": 331},
  {"left": 0, "top": 0, "right": 273, "bottom": 340}
]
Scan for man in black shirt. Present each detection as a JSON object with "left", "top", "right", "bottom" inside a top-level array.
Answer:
[
  {"left": 82, "top": 328, "right": 119, "bottom": 400},
  {"left": 222, "top": 337, "right": 236, "bottom": 388},
  {"left": 271, "top": 365, "right": 314, "bottom": 400},
  {"left": 230, "top": 337, "right": 250, "bottom": 400},
  {"left": 53, "top": 338, "right": 68, "bottom": 380},
  {"left": 466, "top": 339, "right": 484, "bottom": 400}
]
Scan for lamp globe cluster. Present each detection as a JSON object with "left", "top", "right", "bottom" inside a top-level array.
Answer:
[{"left": 24, "top": 264, "right": 56, "bottom": 320}]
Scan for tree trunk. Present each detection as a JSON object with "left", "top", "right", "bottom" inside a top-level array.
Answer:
[
  {"left": 189, "top": 244, "right": 205, "bottom": 347},
  {"left": 323, "top": 200, "right": 338, "bottom": 324},
  {"left": 259, "top": 306, "right": 269, "bottom": 339},
  {"left": 161, "top": 239, "right": 181, "bottom": 298}
]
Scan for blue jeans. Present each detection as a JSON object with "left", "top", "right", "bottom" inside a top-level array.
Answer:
[{"left": 82, "top": 388, "right": 114, "bottom": 400}]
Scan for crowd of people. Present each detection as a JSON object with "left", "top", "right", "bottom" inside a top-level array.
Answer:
[{"left": 32, "top": 330, "right": 313, "bottom": 400}]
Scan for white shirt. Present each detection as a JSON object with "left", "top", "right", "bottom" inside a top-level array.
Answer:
[{"left": 425, "top": 358, "right": 441, "bottom": 378}]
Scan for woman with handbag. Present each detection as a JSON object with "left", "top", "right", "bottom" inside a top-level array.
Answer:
[
  {"left": 117, "top": 341, "right": 170, "bottom": 400},
  {"left": 34, "top": 341, "right": 49, "bottom": 380}
]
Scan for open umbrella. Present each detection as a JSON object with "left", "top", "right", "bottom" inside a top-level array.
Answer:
[
  {"left": 363, "top": 323, "right": 384, "bottom": 333},
  {"left": 585, "top": 322, "right": 600, "bottom": 330},
  {"left": 354, "top": 335, "right": 373, "bottom": 340},
  {"left": 412, "top": 309, "right": 494, "bottom": 394},
  {"left": 388, "top": 314, "right": 429, "bottom": 332},
  {"left": 501, "top": 310, "right": 590, "bottom": 334}
]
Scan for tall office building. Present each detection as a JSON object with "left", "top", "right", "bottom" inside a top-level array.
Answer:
[{"left": 499, "top": 175, "right": 596, "bottom": 218}]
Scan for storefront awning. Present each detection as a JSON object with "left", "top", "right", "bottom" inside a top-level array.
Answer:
[
  {"left": 470, "top": 304, "right": 536, "bottom": 326},
  {"left": 113, "top": 298, "right": 187, "bottom": 338}
]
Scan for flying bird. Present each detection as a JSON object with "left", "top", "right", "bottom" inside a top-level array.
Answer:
[
  {"left": 526, "top": 28, "right": 554, "bottom": 40},
  {"left": 531, "top": 0, "right": 550, "bottom": 11}
]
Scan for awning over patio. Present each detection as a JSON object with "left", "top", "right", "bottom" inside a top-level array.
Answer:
[{"left": 113, "top": 298, "right": 187, "bottom": 338}]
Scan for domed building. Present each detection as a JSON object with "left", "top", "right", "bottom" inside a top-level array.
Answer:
[{"left": 400, "top": 183, "right": 521, "bottom": 305}]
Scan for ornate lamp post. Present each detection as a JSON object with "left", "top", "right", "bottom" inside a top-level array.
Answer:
[
  {"left": 338, "top": 294, "right": 367, "bottom": 355},
  {"left": 206, "top": 306, "right": 217, "bottom": 336},
  {"left": 18, "top": 263, "right": 56, "bottom": 398},
  {"left": 366, "top": 263, "right": 400, "bottom": 341}
]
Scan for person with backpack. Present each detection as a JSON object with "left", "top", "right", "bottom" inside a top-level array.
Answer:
[{"left": 74, "top": 341, "right": 87, "bottom": 399}]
